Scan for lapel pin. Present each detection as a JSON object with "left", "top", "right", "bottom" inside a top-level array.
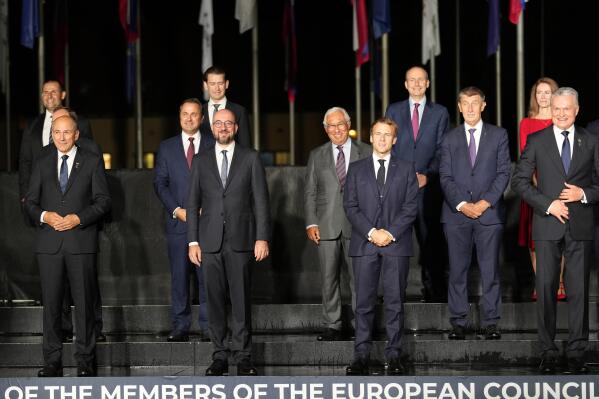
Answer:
[
  {"left": 577, "top": 138, "right": 581, "bottom": 146},
  {"left": 75, "top": 162, "right": 80, "bottom": 169}
]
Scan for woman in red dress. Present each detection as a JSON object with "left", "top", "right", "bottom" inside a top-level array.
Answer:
[{"left": 518, "top": 77, "right": 566, "bottom": 301}]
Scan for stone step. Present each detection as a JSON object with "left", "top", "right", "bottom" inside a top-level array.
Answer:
[
  {"left": 1, "top": 302, "right": 596, "bottom": 334},
  {"left": 1, "top": 332, "right": 598, "bottom": 368}
]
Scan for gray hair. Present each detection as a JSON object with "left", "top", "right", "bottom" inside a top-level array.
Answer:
[
  {"left": 322, "top": 107, "right": 351, "bottom": 126},
  {"left": 552, "top": 87, "right": 579, "bottom": 106}
]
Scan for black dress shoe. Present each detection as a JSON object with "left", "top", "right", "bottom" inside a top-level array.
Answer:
[
  {"left": 167, "top": 331, "right": 189, "bottom": 342},
  {"left": 564, "top": 358, "right": 589, "bottom": 374},
  {"left": 38, "top": 364, "right": 63, "bottom": 377},
  {"left": 237, "top": 358, "right": 258, "bottom": 376},
  {"left": 386, "top": 358, "right": 405, "bottom": 375},
  {"left": 317, "top": 328, "right": 343, "bottom": 341},
  {"left": 484, "top": 324, "right": 501, "bottom": 340},
  {"left": 77, "top": 365, "right": 96, "bottom": 377},
  {"left": 448, "top": 325, "right": 465, "bottom": 340},
  {"left": 539, "top": 356, "right": 556, "bottom": 374},
  {"left": 346, "top": 358, "right": 369, "bottom": 376},
  {"left": 206, "top": 359, "right": 229, "bottom": 376}
]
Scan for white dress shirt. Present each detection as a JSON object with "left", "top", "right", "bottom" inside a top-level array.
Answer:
[
  {"left": 208, "top": 97, "right": 228, "bottom": 126},
  {"left": 182, "top": 131, "right": 201, "bottom": 156},
  {"left": 42, "top": 110, "right": 53, "bottom": 146},
  {"left": 41, "top": 146, "right": 78, "bottom": 223}
]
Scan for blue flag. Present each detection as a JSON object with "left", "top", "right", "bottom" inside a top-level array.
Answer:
[
  {"left": 486, "top": 0, "right": 500, "bottom": 56},
  {"left": 20, "top": 0, "right": 39, "bottom": 49},
  {"left": 372, "top": 0, "right": 390, "bottom": 39}
]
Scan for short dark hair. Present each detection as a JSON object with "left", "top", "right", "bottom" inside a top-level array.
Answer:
[
  {"left": 203, "top": 66, "right": 227, "bottom": 82},
  {"left": 458, "top": 86, "right": 485, "bottom": 102},
  {"left": 370, "top": 117, "right": 398, "bottom": 137},
  {"left": 179, "top": 97, "right": 202, "bottom": 110}
]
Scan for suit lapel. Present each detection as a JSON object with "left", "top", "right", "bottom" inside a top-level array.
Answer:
[
  {"left": 541, "top": 128, "right": 567, "bottom": 178},
  {"left": 402, "top": 103, "right": 415, "bottom": 142},
  {"left": 207, "top": 149, "right": 222, "bottom": 187},
  {"left": 472, "top": 124, "right": 489, "bottom": 170},
  {"left": 224, "top": 147, "right": 242, "bottom": 191},
  {"left": 455, "top": 125, "right": 471, "bottom": 168},
  {"left": 416, "top": 103, "right": 432, "bottom": 143},
  {"left": 380, "top": 157, "right": 397, "bottom": 202},
  {"left": 176, "top": 136, "right": 191, "bottom": 173},
  {"left": 568, "top": 127, "right": 585, "bottom": 177},
  {"left": 63, "top": 149, "right": 83, "bottom": 195}
]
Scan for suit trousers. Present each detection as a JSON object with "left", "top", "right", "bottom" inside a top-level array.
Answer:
[
  {"left": 203, "top": 237, "right": 253, "bottom": 362},
  {"left": 535, "top": 226, "right": 591, "bottom": 359},
  {"left": 353, "top": 253, "right": 409, "bottom": 361},
  {"left": 38, "top": 250, "right": 97, "bottom": 367},
  {"left": 61, "top": 271, "right": 104, "bottom": 336},
  {"left": 168, "top": 232, "right": 208, "bottom": 334},
  {"left": 444, "top": 221, "right": 502, "bottom": 328},
  {"left": 317, "top": 236, "right": 355, "bottom": 330}
]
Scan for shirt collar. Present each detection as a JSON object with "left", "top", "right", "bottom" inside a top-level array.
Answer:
[
  {"left": 57, "top": 145, "right": 77, "bottom": 159},
  {"left": 465, "top": 120, "right": 483, "bottom": 133},
  {"left": 409, "top": 96, "right": 427, "bottom": 108},
  {"left": 373, "top": 152, "right": 391, "bottom": 163},
  {"left": 332, "top": 137, "right": 351, "bottom": 149},
  {"left": 553, "top": 124, "right": 575, "bottom": 136},
  {"left": 182, "top": 130, "right": 200, "bottom": 141},
  {"left": 216, "top": 140, "right": 235, "bottom": 154},
  {"left": 209, "top": 97, "right": 228, "bottom": 108},
  {"left": 45, "top": 109, "right": 53, "bottom": 119}
]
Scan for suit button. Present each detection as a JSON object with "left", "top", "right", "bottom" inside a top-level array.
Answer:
[{"left": 220, "top": 212, "right": 224, "bottom": 216}]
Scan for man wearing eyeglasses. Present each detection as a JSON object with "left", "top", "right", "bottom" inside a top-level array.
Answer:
[
  {"left": 200, "top": 66, "right": 251, "bottom": 148},
  {"left": 304, "top": 107, "right": 371, "bottom": 342},
  {"left": 187, "top": 109, "right": 271, "bottom": 376}
]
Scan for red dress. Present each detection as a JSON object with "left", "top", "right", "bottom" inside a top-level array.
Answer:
[{"left": 518, "top": 118, "right": 552, "bottom": 249}]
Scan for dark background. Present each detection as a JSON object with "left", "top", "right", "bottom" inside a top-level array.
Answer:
[{"left": 2, "top": 0, "right": 599, "bottom": 169}]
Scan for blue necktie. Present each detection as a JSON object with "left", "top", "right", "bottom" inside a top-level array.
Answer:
[
  {"left": 561, "top": 131, "right": 571, "bottom": 174},
  {"left": 59, "top": 155, "right": 69, "bottom": 193}
]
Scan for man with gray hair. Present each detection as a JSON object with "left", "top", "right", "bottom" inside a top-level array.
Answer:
[
  {"left": 304, "top": 106, "right": 371, "bottom": 341},
  {"left": 513, "top": 87, "right": 599, "bottom": 374}
]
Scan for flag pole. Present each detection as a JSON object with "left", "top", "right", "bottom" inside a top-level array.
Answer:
[
  {"left": 516, "top": 12, "right": 524, "bottom": 158},
  {"left": 135, "top": 0, "right": 143, "bottom": 168},
  {"left": 455, "top": 0, "right": 460, "bottom": 125},
  {"left": 37, "top": 0, "right": 44, "bottom": 114},
  {"left": 381, "top": 32, "right": 389, "bottom": 114},
  {"left": 495, "top": 44, "right": 501, "bottom": 126},
  {"left": 252, "top": 16, "right": 260, "bottom": 151},
  {"left": 355, "top": 66, "right": 362, "bottom": 139}
]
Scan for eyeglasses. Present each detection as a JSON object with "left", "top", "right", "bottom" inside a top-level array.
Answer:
[
  {"left": 213, "top": 120, "right": 235, "bottom": 128},
  {"left": 326, "top": 122, "right": 348, "bottom": 130}
]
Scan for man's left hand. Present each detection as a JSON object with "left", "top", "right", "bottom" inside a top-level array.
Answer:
[
  {"left": 559, "top": 182, "right": 584, "bottom": 202},
  {"left": 472, "top": 200, "right": 491, "bottom": 215},
  {"left": 416, "top": 173, "right": 428, "bottom": 189},
  {"left": 254, "top": 240, "right": 269, "bottom": 261},
  {"left": 53, "top": 214, "right": 80, "bottom": 231}
]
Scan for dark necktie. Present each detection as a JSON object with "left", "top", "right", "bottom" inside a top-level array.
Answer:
[
  {"left": 212, "top": 103, "right": 220, "bottom": 122},
  {"left": 468, "top": 128, "right": 477, "bottom": 167},
  {"left": 561, "top": 131, "right": 571, "bottom": 174},
  {"left": 220, "top": 150, "right": 228, "bottom": 187},
  {"left": 186, "top": 137, "right": 195, "bottom": 169},
  {"left": 376, "top": 159, "right": 386, "bottom": 191},
  {"left": 59, "top": 155, "right": 69, "bottom": 193},
  {"left": 412, "top": 103, "right": 420, "bottom": 140},
  {"left": 335, "top": 145, "right": 346, "bottom": 187},
  {"left": 47, "top": 115, "right": 53, "bottom": 145}
]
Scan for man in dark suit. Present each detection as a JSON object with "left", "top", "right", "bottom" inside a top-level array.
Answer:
[
  {"left": 304, "top": 106, "right": 371, "bottom": 341},
  {"left": 343, "top": 118, "right": 418, "bottom": 376},
  {"left": 440, "top": 86, "right": 510, "bottom": 341},
  {"left": 154, "top": 98, "right": 215, "bottom": 343},
  {"left": 200, "top": 66, "right": 251, "bottom": 148},
  {"left": 187, "top": 108, "right": 270, "bottom": 376},
  {"left": 25, "top": 115, "right": 111, "bottom": 377},
  {"left": 385, "top": 66, "right": 450, "bottom": 302},
  {"left": 512, "top": 87, "right": 599, "bottom": 374},
  {"left": 19, "top": 80, "right": 93, "bottom": 202}
]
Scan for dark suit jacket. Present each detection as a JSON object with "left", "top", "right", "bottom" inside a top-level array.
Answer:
[
  {"left": 154, "top": 132, "right": 215, "bottom": 235},
  {"left": 385, "top": 99, "right": 450, "bottom": 176},
  {"left": 187, "top": 145, "right": 270, "bottom": 252},
  {"left": 304, "top": 140, "right": 371, "bottom": 240},
  {"left": 512, "top": 125, "right": 599, "bottom": 240},
  {"left": 19, "top": 113, "right": 94, "bottom": 199},
  {"left": 439, "top": 123, "right": 511, "bottom": 226},
  {"left": 24, "top": 146, "right": 111, "bottom": 254},
  {"left": 200, "top": 101, "right": 251, "bottom": 148},
  {"left": 343, "top": 155, "right": 419, "bottom": 257}
]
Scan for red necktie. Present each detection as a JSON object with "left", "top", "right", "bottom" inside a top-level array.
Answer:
[
  {"left": 412, "top": 103, "right": 420, "bottom": 140},
  {"left": 186, "top": 137, "right": 195, "bottom": 169}
]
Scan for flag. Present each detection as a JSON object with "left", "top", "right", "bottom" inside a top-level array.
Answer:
[
  {"left": 119, "top": 0, "right": 138, "bottom": 104},
  {"left": 486, "top": 0, "right": 499, "bottom": 56},
  {"left": 0, "top": 0, "right": 8, "bottom": 93},
  {"left": 282, "top": 0, "right": 297, "bottom": 103},
  {"left": 52, "top": 0, "right": 69, "bottom": 85},
  {"left": 509, "top": 0, "right": 526, "bottom": 24},
  {"left": 372, "top": 0, "right": 390, "bottom": 39},
  {"left": 421, "top": 0, "right": 440, "bottom": 65},
  {"left": 352, "top": 0, "right": 369, "bottom": 67},
  {"left": 235, "top": 0, "right": 256, "bottom": 34},
  {"left": 20, "top": 0, "right": 39, "bottom": 49},
  {"left": 199, "top": 0, "right": 213, "bottom": 81}
]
